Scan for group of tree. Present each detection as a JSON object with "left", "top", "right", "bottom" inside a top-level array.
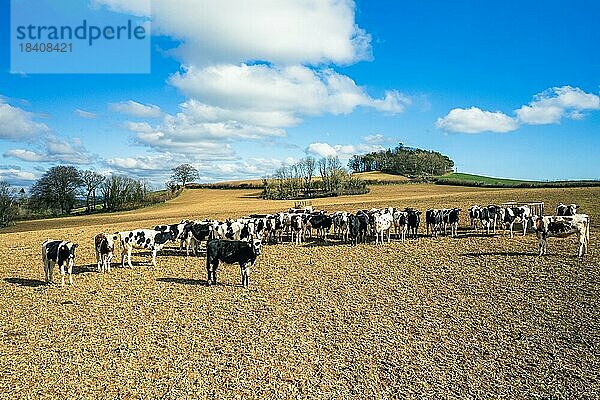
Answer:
[
  {"left": 262, "top": 156, "right": 367, "bottom": 200},
  {"left": 348, "top": 143, "right": 454, "bottom": 176}
]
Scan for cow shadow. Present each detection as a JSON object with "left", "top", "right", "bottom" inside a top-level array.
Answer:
[
  {"left": 301, "top": 239, "right": 342, "bottom": 247},
  {"left": 156, "top": 277, "right": 208, "bottom": 285},
  {"left": 4, "top": 277, "right": 46, "bottom": 287},
  {"left": 460, "top": 251, "right": 537, "bottom": 257}
]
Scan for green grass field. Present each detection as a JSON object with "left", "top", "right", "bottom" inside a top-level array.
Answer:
[{"left": 436, "top": 172, "right": 600, "bottom": 188}]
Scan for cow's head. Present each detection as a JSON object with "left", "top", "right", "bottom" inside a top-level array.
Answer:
[
  {"left": 251, "top": 237, "right": 262, "bottom": 256},
  {"left": 58, "top": 242, "right": 77, "bottom": 267}
]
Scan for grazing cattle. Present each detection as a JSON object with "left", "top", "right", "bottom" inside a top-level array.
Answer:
[
  {"left": 426, "top": 209, "right": 442, "bottom": 237},
  {"left": 480, "top": 205, "right": 499, "bottom": 235},
  {"left": 499, "top": 206, "right": 532, "bottom": 238},
  {"left": 468, "top": 205, "right": 482, "bottom": 231},
  {"left": 448, "top": 208, "right": 461, "bottom": 237},
  {"left": 214, "top": 220, "right": 245, "bottom": 241},
  {"left": 374, "top": 212, "right": 393, "bottom": 244},
  {"left": 290, "top": 214, "right": 303, "bottom": 244},
  {"left": 206, "top": 238, "right": 262, "bottom": 287},
  {"left": 94, "top": 233, "right": 117, "bottom": 272},
  {"left": 534, "top": 214, "right": 590, "bottom": 257},
  {"left": 406, "top": 208, "right": 421, "bottom": 238},
  {"left": 42, "top": 240, "right": 78, "bottom": 286},
  {"left": 309, "top": 213, "right": 333, "bottom": 240},
  {"left": 556, "top": 203, "right": 579, "bottom": 216},
  {"left": 116, "top": 229, "right": 174, "bottom": 268},
  {"left": 393, "top": 209, "right": 408, "bottom": 242}
]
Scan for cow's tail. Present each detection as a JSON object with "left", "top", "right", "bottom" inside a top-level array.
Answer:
[{"left": 586, "top": 216, "right": 591, "bottom": 248}]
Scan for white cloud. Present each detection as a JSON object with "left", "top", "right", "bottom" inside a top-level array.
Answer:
[
  {"left": 171, "top": 65, "right": 408, "bottom": 117},
  {"left": 438, "top": 86, "right": 600, "bottom": 133},
  {"left": 306, "top": 141, "right": 384, "bottom": 159},
  {"left": 110, "top": 100, "right": 162, "bottom": 118},
  {"left": 516, "top": 86, "right": 600, "bottom": 125},
  {"left": 0, "top": 99, "right": 48, "bottom": 140},
  {"left": 74, "top": 109, "right": 97, "bottom": 119},
  {"left": 0, "top": 167, "right": 36, "bottom": 184},
  {"left": 4, "top": 137, "right": 95, "bottom": 165},
  {"left": 93, "top": 0, "right": 371, "bottom": 66},
  {"left": 436, "top": 107, "right": 519, "bottom": 134}
]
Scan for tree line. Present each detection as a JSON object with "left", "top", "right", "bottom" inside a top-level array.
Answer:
[
  {"left": 262, "top": 156, "right": 368, "bottom": 200},
  {"left": 0, "top": 163, "right": 200, "bottom": 227},
  {"left": 348, "top": 143, "right": 454, "bottom": 176}
]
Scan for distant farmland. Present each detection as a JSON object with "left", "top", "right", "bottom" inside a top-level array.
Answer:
[{"left": 436, "top": 172, "right": 600, "bottom": 188}]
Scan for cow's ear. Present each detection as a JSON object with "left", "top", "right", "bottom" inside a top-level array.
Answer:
[{"left": 73, "top": 243, "right": 78, "bottom": 249}]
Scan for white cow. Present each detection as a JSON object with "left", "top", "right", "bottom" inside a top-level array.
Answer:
[{"left": 533, "top": 214, "right": 590, "bottom": 257}]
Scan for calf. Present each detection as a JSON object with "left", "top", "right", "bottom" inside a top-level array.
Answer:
[
  {"left": 42, "top": 240, "right": 78, "bottom": 286},
  {"left": 349, "top": 212, "right": 369, "bottom": 245},
  {"left": 94, "top": 233, "right": 117, "bottom": 272},
  {"left": 116, "top": 229, "right": 174, "bottom": 268},
  {"left": 206, "top": 238, "right": 262, "bottom": 287},
  {"left": 154, "top": 222, "right": 188, "bottom": 248},
  {"left": 480, "top": 205, "right": 499, "bottom": 235},
  {"left": 332, "top": 211, "right": 349, "bottom": 241},
  {"left": 534, "top": 214, "right": 590, "bottom": 257},
  {"left": 309, "top": 214, "right": 333, "bottom": 240},
  {"left": 183, "top": 220, "right": 216, "bottom": 255},
  {"left": 556, "top": 203, "right": 579, "bottom": 216},
  {"left": 426, "top": 209, "right": 442, "bottom": 237}
]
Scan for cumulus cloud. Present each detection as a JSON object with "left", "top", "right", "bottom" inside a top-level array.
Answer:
[
  {"left": 0, "top": 98, "right": 48, "bottom": 140},
  {"left": 110, "top": 100, "right": 162, "bottom": 118},
  {"left": 436, "top": 107, "right": 519, "bottom": 134},
  {"left": 306, "top": 141, "right": 385, "bottom": 159},
  {"left": 4, "top": 136, "right": 95, "bottom": 165},
  {"left": 171, "top": 65, "right": 409, "bottom": 117},
  {"left": 515, "top": 86, "right": 600, "bottom": 125},
  {"left": 438, "top": 86, "right": 600, "bottom": 134},
  {"left": 74, "top": 109, "right": 97, "bottom": 119},
  {"left": 0, "top": 166, "right": 36, "bottom": 185},
  {"left": 93, "top": 0, "right": 371, "bottom": 66}
]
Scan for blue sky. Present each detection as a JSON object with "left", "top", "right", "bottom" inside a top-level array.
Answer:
[{"left": 0, "top": 0, "right": 599, "bottom": 187}]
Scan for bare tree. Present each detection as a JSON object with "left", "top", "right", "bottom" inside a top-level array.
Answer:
[
  {"left": 0, "top": 182, "right": 17, "bottom": 227},
  {"left": 171, "top": 164, "right": 199, "bottom": 188},
  {"left": 29, "top": 166, "right": 82, "bottom": 214},
  {"left": 81, "top": 170, "right": 105, "bottom": 213}
]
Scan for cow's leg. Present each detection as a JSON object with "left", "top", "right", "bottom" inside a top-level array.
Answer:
[
  {"left": 59, "top": 263, "right": 65, "bottom": 287},
  {"left": 151, "top": 248, "right": 157, "bottom": 268},
  {"left": 96, "top": 249, "right": 101, "bottom": 272},
  {"left": 240, "top": 262, "right": 249, "bottom": 288},
  {"left": 127, "top": 247, "right": 133, "bottom": 268},
  {"left": 522, "top": 219, "right": 528, "bottom": 236},
  {"left": 578, "top": 232, "right": 587, "bottom": 257},
  {"left": 509, "top": 222, "right": 515, "bottom": 238},
  {"left": 44, "top": 260, "right": 49, "bottom": 283},
  {"left": 68, "top": 261, "right": 73, "bottom": 285}
]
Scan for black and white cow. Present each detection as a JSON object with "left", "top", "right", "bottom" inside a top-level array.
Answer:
[
  {"left": 42, "top": 239, "right": 78, "bottom": 286},
  {"left": 374, "top": 212, "right": 394, "bottom": 245},
  {"left": 406, "top": 208, "right": 421, "bottom": 239},
  {"left": 480, "top": 205, "right": 499, "bottom": 235},
  {"left": 154, "top": 222, "right": 188, "bottom": 248},
  {"left": 533, "top": 214, "right": 590, "bottom": 257},
  {"left": 349, "top": 212, "right": 369, "bottom": 245},
  {"left": 290, "top": 214, "right": 303, "bottom": 244},
  {"left": 393, "top": 209, "right": 408, "bottom": 242},
  {"left": 499, "top": 206, "right": 532, "bottom": 238},
  {"left": 556, "top": 203, "right": 579, "bottom": 216},
  {"left": 332, "top": 211, "right": 349, "bottom": 241},
  {"left": 468, "top": 205, "right": 482, "bottom": 232},
  {"left": 94, "top": 233, "right": 117, "bottom": 272},
  {"left": 183, "top": 220, "right": 216, "bottom": 255},
  {"left": 116, "top": 229, "right": 175, "bottom": 268},
  {"left": 206, "top": 238, "right": 262, "bottom": 287},
  {"left": 447, "top": 208, "right": 461, "bottom": 237},
  {"left": 426, "top": 209, "right": 442, "bottom": 237}
]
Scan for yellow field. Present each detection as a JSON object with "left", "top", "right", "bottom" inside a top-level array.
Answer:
[{"left": 1, "top": 185, "right": 598, "bottom": 398}]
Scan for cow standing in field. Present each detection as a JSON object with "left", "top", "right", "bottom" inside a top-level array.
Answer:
[
  {"left": 332, "top": 211, "right": 349, "bottom": 242},
  {"left": 393, "top": 209, "right": 408, "bottom": 242},
  {"left": 290, "top": 214, "right": 303, "bottom": 244},
  {"left": 183, "top": 220, "right": 216, "bottom": 255},
  {"left": 499, "top": 206, "right": 532, "bottom": 238},
  {"left": 533, "top": 214, "right": 590, "bottom": 257},
  {"left": 42, "top": 240, "right": 78, "bottom": 286},
  {"left": 556, "top": 203, "right": 579, "bottom": 216},
  {"left": 206, "top": 238, "right": 262, "bottom": 287},
  {"left": 374, "top": 212, "right": 394, "bottom": 245},
  {"left": 426, "top": 209, "right": 442, "bottom": 237},
  {"left": 406, "top": 208, "right": 421, "bottom": 239},
  {"left": 479, "top": 205, "right": 499, "bottom": 235},
  {"left": 116, "top": 229, "right": 175, "bottom": 268},
  {"left": 468, "top": 205, "right": 482, "bottom": 232},
  {"left": 349, "top": 212, "right": 369, "bottom": 245},
  {"left": 94, "top": 233, "right": 117, "bottom": 272},
  {"left": 448, "top": 208, "right": 461, "bottom": 237},
  {"left": 154, "top": 222, "right": 188, "bottom": 249},
  {"left": 309, "top": 213, "right": 333, "bottom": 240}
]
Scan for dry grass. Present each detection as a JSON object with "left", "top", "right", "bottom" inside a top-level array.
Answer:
[{"left": 0, "top": 185, "right": 599, "bottom": 399}]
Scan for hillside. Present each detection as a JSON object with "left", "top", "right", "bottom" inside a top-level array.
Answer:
[{"left": 436, "top": 172, "right": 600, "bottom": 188}]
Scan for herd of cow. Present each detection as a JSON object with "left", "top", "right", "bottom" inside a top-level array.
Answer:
[{"left": 41, "top": 202, "right": 590, "bottom": 287}]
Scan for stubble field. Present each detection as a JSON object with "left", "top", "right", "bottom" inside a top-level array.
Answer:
[{"left": 0, "top": 184, "right": 598, "bottom": 399}]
